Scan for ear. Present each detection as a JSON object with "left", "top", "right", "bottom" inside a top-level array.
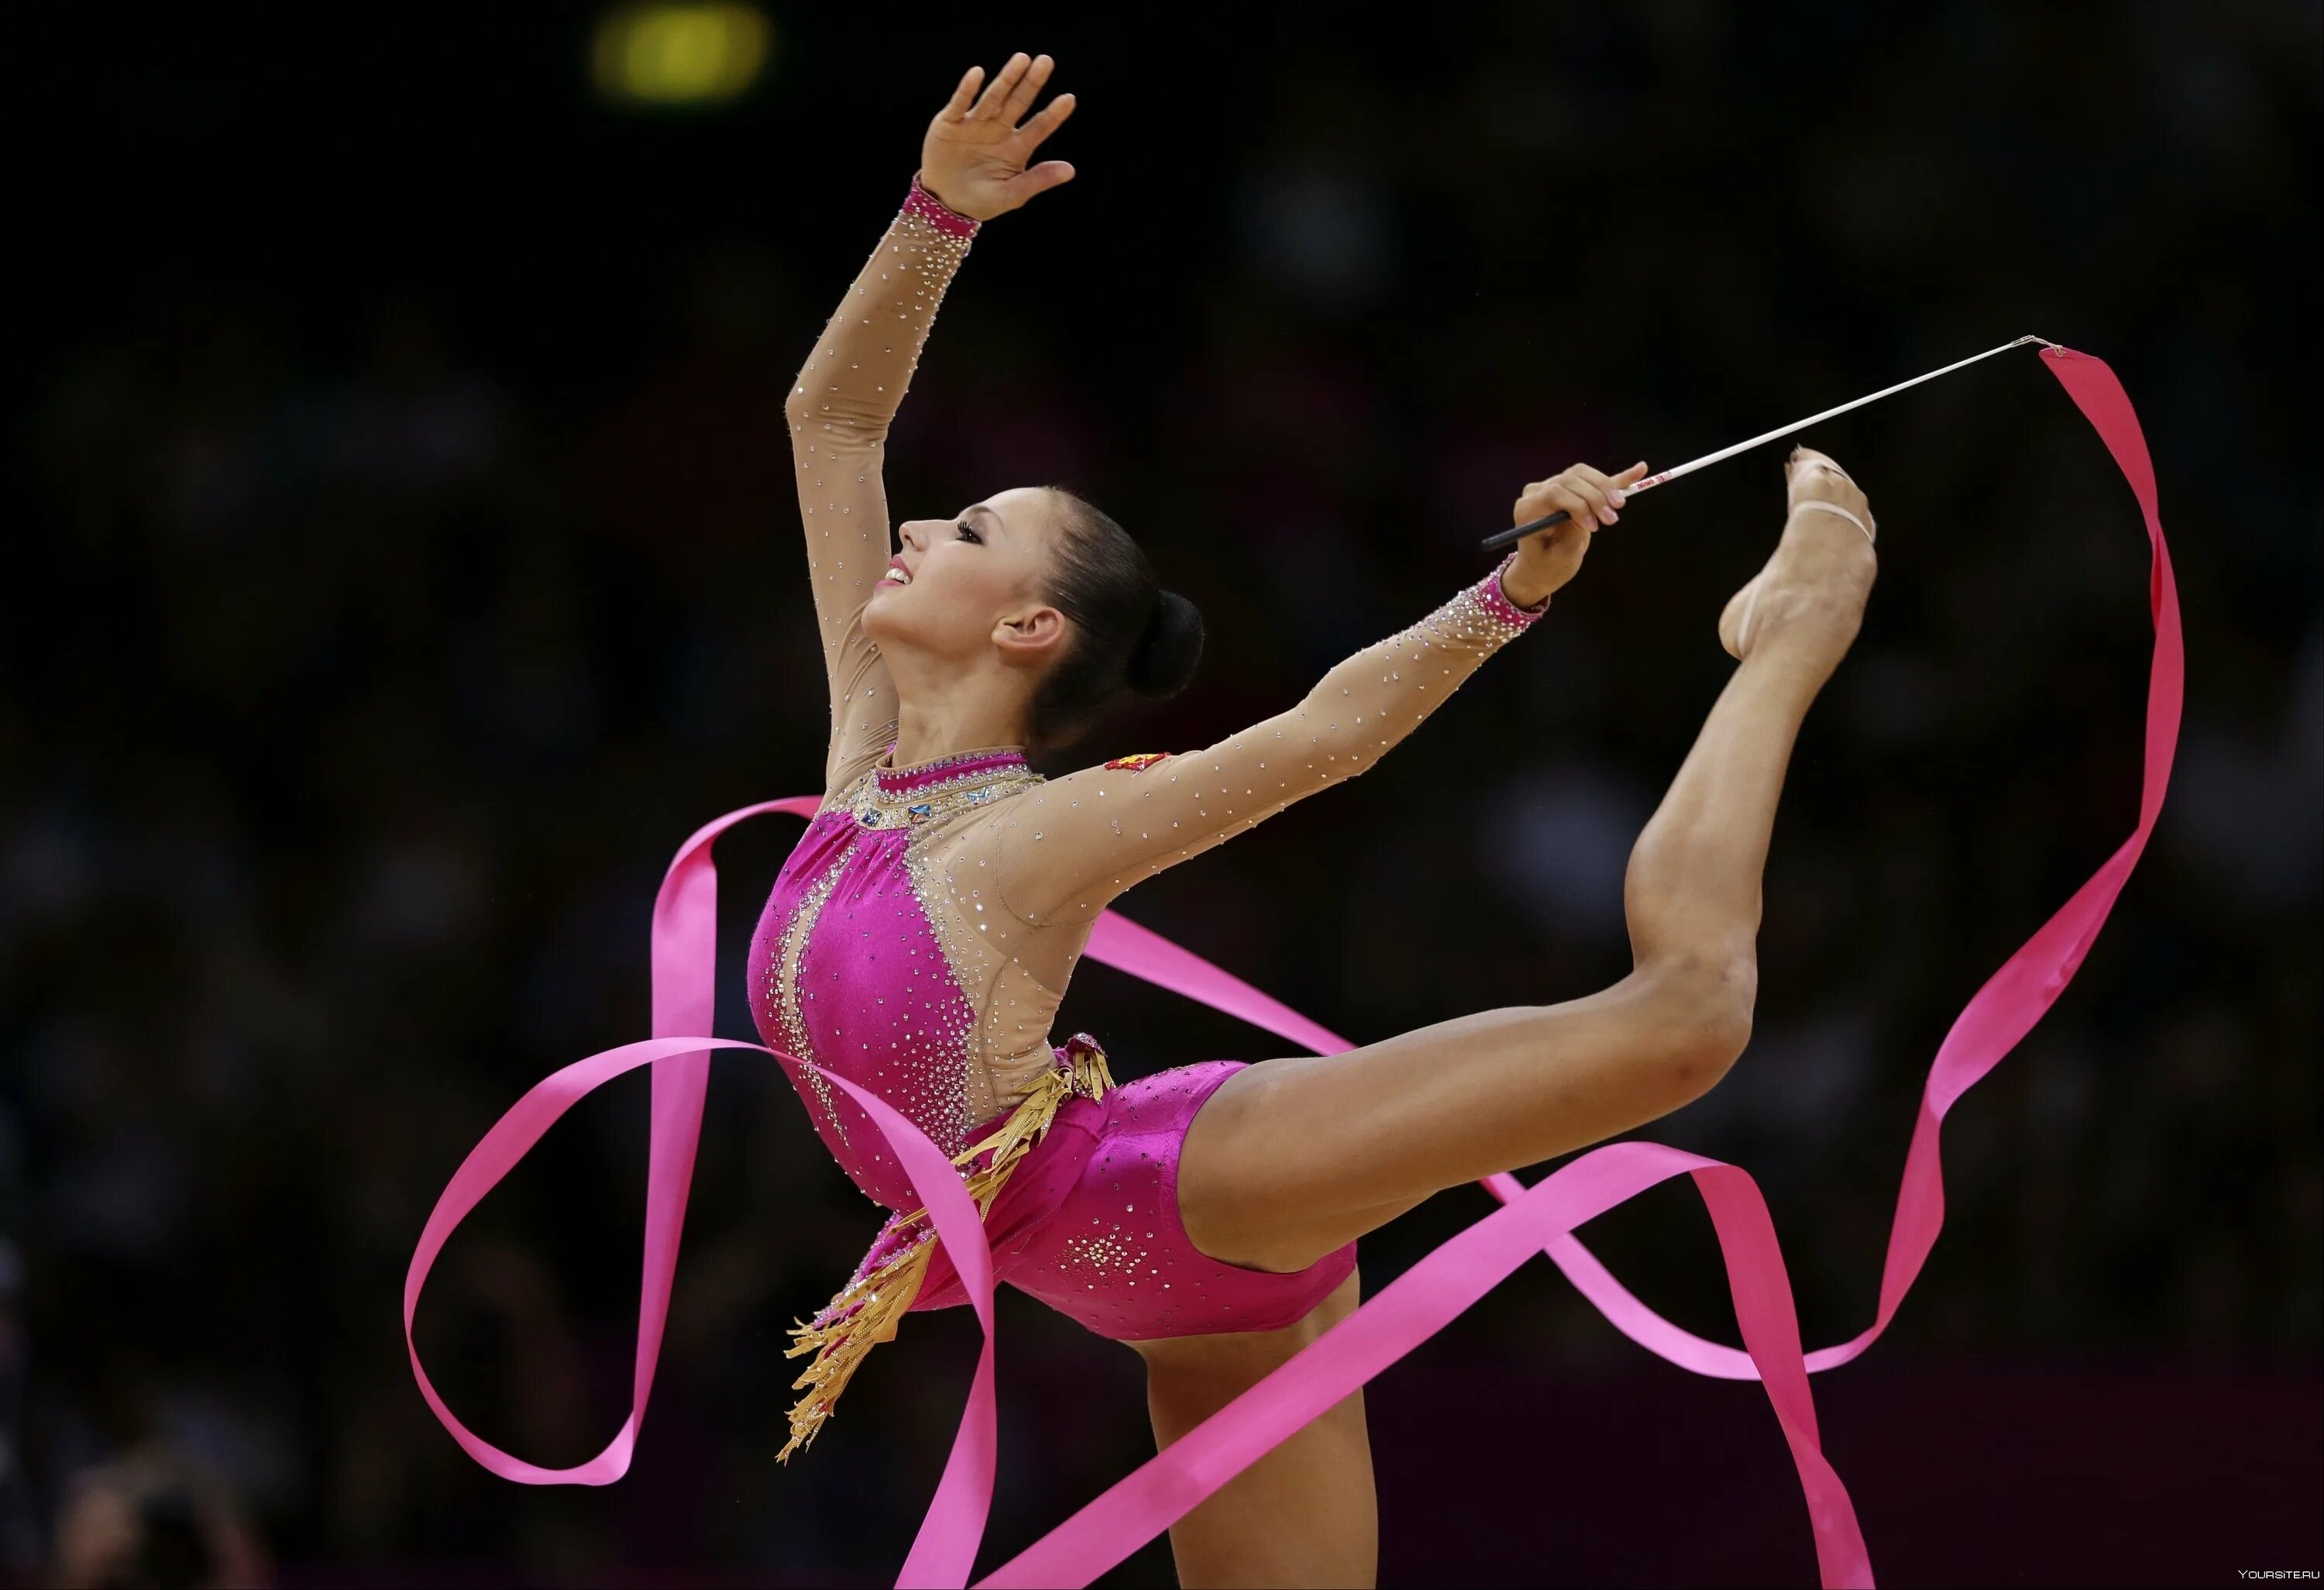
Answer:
[{"left": 992, "top": 604, "right": 1068, "bottom": 666}]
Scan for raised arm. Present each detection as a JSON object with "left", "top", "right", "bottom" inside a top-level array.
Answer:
[
  {"left": 995, "top": 463, "right": 1647, "bottom": 928},
  {"left": 784, "top": 181, "right": 978, "bottom": 789},
  {"left": 784, "top": 54, "right": 1079, "bottom": 793}
]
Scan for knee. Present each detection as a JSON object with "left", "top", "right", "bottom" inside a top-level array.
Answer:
[{"left": 1638, "top": 950, "right": 1755, "bottom": 1096}]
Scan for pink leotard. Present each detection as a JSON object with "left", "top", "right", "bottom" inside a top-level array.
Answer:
[{"left": 765, "top": 175, "right": 1549, "bottom": 1347}]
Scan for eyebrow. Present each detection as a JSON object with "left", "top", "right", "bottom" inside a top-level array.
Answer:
[{"left": 967, "top": 503, "right": 1006, "bottom": 535}]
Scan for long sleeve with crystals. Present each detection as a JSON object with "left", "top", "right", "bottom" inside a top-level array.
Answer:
[
  {"left": 990, "top": 556, "right": 1552, "bottom": 932},
  {"left": 784, "top": 177, "right": 982, "bottom": 793}
]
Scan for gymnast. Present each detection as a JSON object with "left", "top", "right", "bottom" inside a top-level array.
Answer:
[{"left": 759, "top": 51, "right": 1878, "bottom": 1588}]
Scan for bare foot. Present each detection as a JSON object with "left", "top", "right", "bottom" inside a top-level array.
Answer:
[{"left": 1716, "top": 447, "right": 1879, "bottom": 669}]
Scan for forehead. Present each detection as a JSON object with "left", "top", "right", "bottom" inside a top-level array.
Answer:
[{"left": 982, "top": 487, "right": 1066, "bottom": 546}]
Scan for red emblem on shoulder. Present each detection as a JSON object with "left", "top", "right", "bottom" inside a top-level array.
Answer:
[{"left": 1102, "top": 752, "right": 1172, "bottom": 773}]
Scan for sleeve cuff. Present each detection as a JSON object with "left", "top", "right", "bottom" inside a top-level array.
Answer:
[
  {"left": 906, "top": 172, "right": 982, "bottom": 238},
  {"left": 1481, "top": 551, "right": 1552, "bottom": 625}
]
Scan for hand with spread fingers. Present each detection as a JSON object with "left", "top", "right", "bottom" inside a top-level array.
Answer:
[{"left": 921, "top": 52, "right": 1078, "bottom": 222}]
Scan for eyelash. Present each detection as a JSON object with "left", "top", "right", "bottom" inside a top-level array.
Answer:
[{"left": 954, "top": 521, "right": 982, "bottom": 543}]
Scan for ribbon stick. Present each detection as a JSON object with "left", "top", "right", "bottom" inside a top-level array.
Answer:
[
  {"left": 1481, "top": 333, "right": 2061, "bottom": 553},
  {"left": 408, "top": 346, "right": 2177, "bottom": 1590},
  {"left": 1622, "top": 333, "right": 2061, "bottom": 497}
]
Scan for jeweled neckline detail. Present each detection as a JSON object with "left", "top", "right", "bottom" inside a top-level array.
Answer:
[{"left": 875, "top": 743, "right": 1030, "bottom": 795}]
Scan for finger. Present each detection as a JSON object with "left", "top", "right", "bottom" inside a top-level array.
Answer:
[
  {"left": 1560, "top": 472, "right": 1614, "bottom": 525},
  {"left": 1569, "top": 463, "right": 1622, "bottom": 520},
  {"left": 940, "top": 65, "right": 983, "bottom": 120},
  {"left": 1582, "top": 460, "right": 1650, "bottom": 511},
  {"left": 1003, "top": 53, "right": 1053, "bottom": 123},
  {"left": 1019, "top": 91, "right": 1077, "bottom": 152},
  {"left": 1514, "top": 482, "right": 1576, "bottom": 524},
  {"left": 1528, "top": 517, "right": 1593, "bottom": 560},
  {"left": 1544, "top": 483, "right": 1598, "bottom": 530},
  {"left": 970, "top": 54, "right": 1021, "bottom": 118},
  {"left": 1004, "top": 160, "right": 1076, "bottom": 205},
  {"left": 972, "top": 51, "right": 1030, "bottom": 118}
]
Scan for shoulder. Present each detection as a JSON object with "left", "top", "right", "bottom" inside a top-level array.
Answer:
[{"left": 1040, "top": 751, "right": 1182, "bottom": 793}]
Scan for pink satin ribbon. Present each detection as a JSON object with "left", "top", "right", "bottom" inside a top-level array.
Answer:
[{"left": 404, "top": 348, "right": 2178, "bottom": 1588}]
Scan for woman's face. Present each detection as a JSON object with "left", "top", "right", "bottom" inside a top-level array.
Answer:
[{"left": 865, "top": 486, "right": 1070, "bottom": 666}]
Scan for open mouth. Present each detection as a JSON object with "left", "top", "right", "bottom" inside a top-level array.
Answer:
[{"left": 882, "top": 559, "right": 912, "bottom": 587}]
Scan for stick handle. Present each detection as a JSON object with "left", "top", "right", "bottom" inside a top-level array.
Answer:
[{"left": 1480, "top": 510, "right": 1564, "bottom": 554}]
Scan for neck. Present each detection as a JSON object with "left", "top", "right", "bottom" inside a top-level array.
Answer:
[{"left": 887, "top": 695, "right": 1029, "bottom": 770}]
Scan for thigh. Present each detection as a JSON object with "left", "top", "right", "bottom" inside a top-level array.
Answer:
[
  {"left": 1134, "top": 1268, "right": 1375, "bottom": 1589},
  {"left": 1179, "top": 976, "right": 1700, "bottom": 1272},
  {"left": 1004, "top": 1062, "right": 1355, "bottom": 1340}
]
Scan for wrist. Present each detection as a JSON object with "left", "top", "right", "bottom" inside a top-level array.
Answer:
[
  {"left": 908, "top": 170, "right": 984, "bottom": 235},
  {"left": 1490, "top": 551, "right": 1555, "bottom": 618}
]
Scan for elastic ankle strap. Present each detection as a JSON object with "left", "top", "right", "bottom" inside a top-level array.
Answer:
[{"left": 1790, "top": 499, "right": 1875, "bottom": 542}]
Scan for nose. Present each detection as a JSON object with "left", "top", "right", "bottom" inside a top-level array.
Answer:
[{"left": 899, "top": 520, "right": 930, "bottom": 552}]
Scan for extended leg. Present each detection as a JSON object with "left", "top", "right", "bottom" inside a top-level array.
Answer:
[{"left": 1178, "top": 451, "right": 1879, "bottom": 1272}]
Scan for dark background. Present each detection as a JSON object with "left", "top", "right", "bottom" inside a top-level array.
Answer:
[{"left": 9, "top": 3, "right": 2320, "bottom": 1586}]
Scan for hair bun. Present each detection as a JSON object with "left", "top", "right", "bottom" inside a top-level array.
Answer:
[{"left": 1126, "top": 590, "right": 1205, "bottom": 700}]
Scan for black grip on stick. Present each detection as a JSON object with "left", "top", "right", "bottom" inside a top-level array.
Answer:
[{"left": 1480, "top": 509, "right": 1570, "bottom": 555}]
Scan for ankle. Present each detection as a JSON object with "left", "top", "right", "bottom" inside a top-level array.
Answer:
[{"left": 1734, "top": 620, "right": 1849, "bottom": 689}]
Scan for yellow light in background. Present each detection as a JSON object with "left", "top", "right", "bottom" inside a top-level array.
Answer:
[{"left": 592, "top": 3, "right": 772, "bottom": 106}]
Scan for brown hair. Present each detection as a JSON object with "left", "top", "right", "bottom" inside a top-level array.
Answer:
[{"left": 1025, "top": 486, "right": 1205, "bottom": 753}]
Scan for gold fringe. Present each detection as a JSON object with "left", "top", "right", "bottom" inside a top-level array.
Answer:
[{"left": 778, "top": 1042, "right": 1113, "bottom": 1461}]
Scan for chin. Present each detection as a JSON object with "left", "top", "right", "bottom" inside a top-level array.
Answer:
[{"left": 861, "top": 587, "right": 914, "bottom": 647}]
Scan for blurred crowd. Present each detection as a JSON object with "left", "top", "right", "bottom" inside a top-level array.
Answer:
[{"left": 8, "top": 4, "right": 2316, "bottom": 1585}]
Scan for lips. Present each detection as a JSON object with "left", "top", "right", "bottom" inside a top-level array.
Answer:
[{"left": 882, "top": 555, "right": 912, "bottom": 587}]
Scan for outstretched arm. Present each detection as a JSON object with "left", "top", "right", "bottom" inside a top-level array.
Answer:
[
  {"left": 784, "top": 53, "right": 1078, "bottom": 793},
  {"left": 995, "top": 462, "right": 1645, "bottom": 928}
]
